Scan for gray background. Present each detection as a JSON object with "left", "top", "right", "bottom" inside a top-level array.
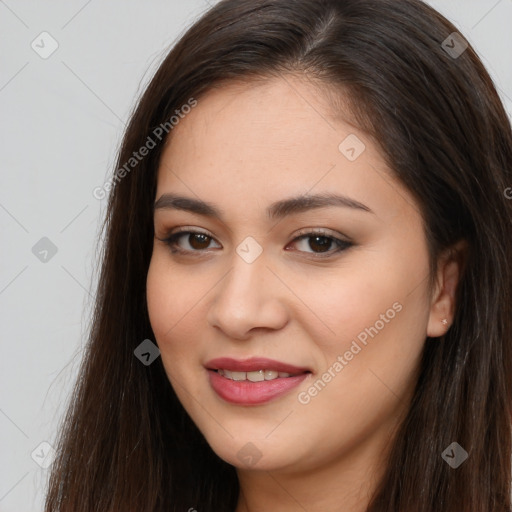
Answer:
[{"left": 1, "top": 1, "right": 511, "bottom": 511}]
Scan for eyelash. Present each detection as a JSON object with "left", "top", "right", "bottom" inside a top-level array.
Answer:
[{"left": 158, "top": 228, "right": 353, "bottom": 259}]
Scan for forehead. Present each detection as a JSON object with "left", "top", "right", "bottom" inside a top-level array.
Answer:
[
  {"left": 155, "top": 76, "right": 416, "bottom": 224},
  {"left": 163, "top": 76, "right": 348, "bottom": 156}
]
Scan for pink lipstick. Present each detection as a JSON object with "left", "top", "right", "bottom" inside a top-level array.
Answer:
[{"left": 205, "top": 357, "right": 311, "bottom": 405}]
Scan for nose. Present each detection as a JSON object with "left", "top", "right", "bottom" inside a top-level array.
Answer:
[{"left": 206, "top": 254, "right": 289, "bottom": 340}]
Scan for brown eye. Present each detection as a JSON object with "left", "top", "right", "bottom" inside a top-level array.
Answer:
[
  {"left": 290, "top": 232, "right": 352, "bottom": 257},
  {"left": 187, "top": 233, "right": 212, "bottom": 250},
  {"left": 161, "top": 230, "right": 221, "bottom": 254},
  {"left": 306, "top": 235, "right": 334, "bottom": 253}
]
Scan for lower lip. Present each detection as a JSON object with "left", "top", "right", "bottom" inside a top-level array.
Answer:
[{"left": 207, "top": 370, "right": 309, "bottom": 405}]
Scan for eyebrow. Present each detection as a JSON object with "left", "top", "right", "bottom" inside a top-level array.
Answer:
[{"left": 154, "top": 192, "right": 373, "bottom": 220}]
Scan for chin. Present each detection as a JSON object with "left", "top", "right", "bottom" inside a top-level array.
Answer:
[{"left": 202, "top": 432, "right": 302, "bottom": 473}]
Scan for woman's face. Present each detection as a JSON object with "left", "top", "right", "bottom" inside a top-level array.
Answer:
[{"left": 146, "top": 76, "right": 443, "bottom": 477}]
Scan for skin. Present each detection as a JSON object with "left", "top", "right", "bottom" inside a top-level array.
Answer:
[{"left": 146, "top": 75, "right": 463, "bottom": 512}]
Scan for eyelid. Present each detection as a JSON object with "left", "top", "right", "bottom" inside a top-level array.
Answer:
[
  {"left": 168, "top": 225, "right": 215, "bottom": 238},
  {"left": 292, "top": 227, "right": 351, "bottom": 241}
]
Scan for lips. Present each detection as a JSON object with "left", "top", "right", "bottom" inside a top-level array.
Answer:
[{"left": 205, "top": 357, "right": 311, "bottom": 405}]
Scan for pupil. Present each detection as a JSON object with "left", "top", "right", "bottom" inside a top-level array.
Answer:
[
  {"left": 190, "top": 233, "right": 210, "bottom": 249},
  {"left": 310, "top": 236, "right": 331, "bottom": 253}
]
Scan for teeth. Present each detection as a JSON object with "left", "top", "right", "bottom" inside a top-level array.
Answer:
[
  {"left": 216, "top": 369, "right": 297, "bottom": 381},
  {"left": 247, "top": 370, "right": 265, "bottom": 382}
]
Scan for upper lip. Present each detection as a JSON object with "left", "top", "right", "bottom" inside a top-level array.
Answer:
[{"left": 205, "top": 357, "right": 311, "bottom": 374}]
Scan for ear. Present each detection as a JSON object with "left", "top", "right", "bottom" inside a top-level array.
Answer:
[{"left": 426, "top": 240, "right": 468, "bottom": 338}]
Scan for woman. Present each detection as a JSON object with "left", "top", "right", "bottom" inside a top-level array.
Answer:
[{"left": 45, "top": 0, "right": 512, "bottom": 510}]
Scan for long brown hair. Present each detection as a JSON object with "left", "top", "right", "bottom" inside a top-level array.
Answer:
[{"left": 45, "top": 0, "right": 512, "bottom": 510}]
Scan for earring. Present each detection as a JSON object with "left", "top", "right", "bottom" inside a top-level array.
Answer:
[{"left": 441, "top": 319, "right": 448, "bottom": 325}]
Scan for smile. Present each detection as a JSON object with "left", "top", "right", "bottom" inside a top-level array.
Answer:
[{"left": 205, "top": 357, "right": 311, "bottom": 405}]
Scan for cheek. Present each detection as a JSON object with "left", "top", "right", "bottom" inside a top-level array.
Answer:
[
  {"left": 291, "top": 298, "right": 427, "bottom": 465},
  {"left": 299, "top": 251, "right": 430, "bottom": 397},
  {"left": 291, "top": 261, "right": 407, "bottom": 353},
  {"left": 146, "top": 256, "right": 212, "bottom": 415},
  {"left": 146, "top": 254, "right": 205, "bottom": 363}
]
